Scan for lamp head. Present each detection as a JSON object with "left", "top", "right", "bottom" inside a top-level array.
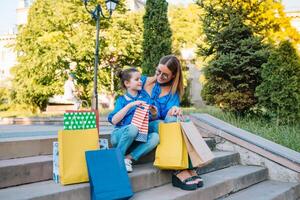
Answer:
[{"left": 105, "top": 0, "right": 119, "bottom": 16}]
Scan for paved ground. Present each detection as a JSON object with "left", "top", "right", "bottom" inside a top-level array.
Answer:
[{"left": 0, "top": 124, "right": 113, "bottom": 139}]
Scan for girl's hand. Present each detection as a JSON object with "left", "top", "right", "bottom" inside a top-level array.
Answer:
[
  {"left": 168, "top": 106, "right": 182, "bottom": 116},
  {"left": 128, "top": 100, "right": 145, "bottom": 108}
]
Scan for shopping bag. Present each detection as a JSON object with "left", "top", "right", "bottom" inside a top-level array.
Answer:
[
  {"left": 58, "top": 128, "right": 99, "bottom": 185},
  {"left": 182, "top": 132, "right": 205, "bottom": 168},
  {"left": 154, "top": 122, "right": 189, "bottom": 170},
  {"left": 181, "top": 121, "right": 214, "bottom": 167},
  {"left": 53, "top": 142, "right": 59, "bottom": 183},
  {"left": 85, "top": 149, "right": 133, "bottom": 200},
  {"left": 132, "top": 103, "right": 150, "bottom": 142},
  {"left": 64, "top": 110, "right": 99, "bottom": 131}
]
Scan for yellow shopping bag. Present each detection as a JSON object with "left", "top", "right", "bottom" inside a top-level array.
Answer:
[
  {"left": 58, "top": 129, "right": 99, "bottom": 185},
  {"left": 154, "top": 122, "right": 189, "bottom": 170}
]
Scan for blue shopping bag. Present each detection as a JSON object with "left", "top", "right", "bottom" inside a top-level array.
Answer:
[{"left": 85, "top": 149, "right": 133, "bottom": 200}]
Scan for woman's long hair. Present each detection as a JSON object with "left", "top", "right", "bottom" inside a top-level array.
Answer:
[{"left": 159, "top": 55, "right": 184, "bottom": 98}]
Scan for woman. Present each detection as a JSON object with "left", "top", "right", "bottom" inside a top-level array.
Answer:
[{"left": 140, "top": 55, "right": 203, "bottom": 190}]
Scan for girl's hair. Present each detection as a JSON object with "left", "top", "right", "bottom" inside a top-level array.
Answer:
[
  {"left": 159, "top": 55, "right": 184, "bottom": 98},
  {"left": 118, "top": 67, "right": 139, "bottom": 89}
]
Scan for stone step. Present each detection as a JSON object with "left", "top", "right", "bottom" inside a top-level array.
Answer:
[
  {"left": 0, "top": 151, "right": 237, "bottom": 189},
  {"left": 0, "top": 136, "right": 57, "bottom": 160},
  {"left": 132, "top": 165, "right": 268, "bottom": 200},
  {"left": 221, "top": 180, "right": 300, "bottom": 200},
  {"left": 0, "top": 155, "right": 52, "bottom": 189},
  {"left": 0, "top": 130, "right": 111, "bottom": 160},
  {"left": 0, "top": 157, "right": 243, "bottom": 200},
  {"left": 0, "top": 116, "right": 109, "bottom": 125},
  {"left": 0, "top": 133, "right": 216, "bottom": 160}
]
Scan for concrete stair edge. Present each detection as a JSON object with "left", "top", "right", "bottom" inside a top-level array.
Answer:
[
  {"left": 0, "top": 135, "right": 217, "bottom": 160},
  {"left": 220, "top": 180, "right": 300, "bottom": 200},
  {"left": 131, "top": 165, "right": 268, "bottom": 200},
  {"left": 0, "top": 165, "right": 267, "bottom": 200},
  {"left": 0, "top": 151, "right": 238, "bottom": 189}
]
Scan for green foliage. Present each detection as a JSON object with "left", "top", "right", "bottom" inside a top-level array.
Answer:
[
  {"left": 0, "top": 87, "right": 10, "bottom": 111},
  {"left": 12, "top": 0, "right": 142, "bottom": 111},
  {"left": 13, "top": 0, "right": 98, "bottom": 110},
  {"left": 142, "top": 0, "right": 172, "bottom": 75},
  {"left": 197, "top": 0, "right": 300, "bottom": 47},
  {"left": 198, "top": 0, "right": 300, "bottom": 114},
  {"left": 102, "top": 11, "right": 144, "bottom": 93},
  {"left": 199, "top": 4, "right": 269, "bottom": 113},
  {"left": 169, "top": 4, "right": 202, "bottom": 55},
  {"left": 256, "top": 41, "right": 300, "bottom": 124},
  {"left": 0, "top": 87, "right": 9, "bottom": 103}
]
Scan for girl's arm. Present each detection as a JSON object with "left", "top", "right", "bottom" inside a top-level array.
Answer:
[{"left": 111, "top": 100, "right": 144, "bottom": 125}]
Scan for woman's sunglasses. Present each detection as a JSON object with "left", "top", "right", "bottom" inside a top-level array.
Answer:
[{"left": 155, "top": 68, "right": 170, "bottom": 80}]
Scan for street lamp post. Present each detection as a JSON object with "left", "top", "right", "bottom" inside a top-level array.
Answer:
[{"left": 82, "top": 0, "right": 119, "bottom": 110}]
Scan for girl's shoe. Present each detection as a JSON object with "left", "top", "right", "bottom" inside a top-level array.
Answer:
[
  {"left": 172, "top": 173, "right": 198, "bottom": 191},
  {"left": 124, "top": 158, "right": 133, "bottom": 173}
]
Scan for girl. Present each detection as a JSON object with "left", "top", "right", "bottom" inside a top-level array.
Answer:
[{"left": 108, "top": 68, "right": 159, "bottom": 172}]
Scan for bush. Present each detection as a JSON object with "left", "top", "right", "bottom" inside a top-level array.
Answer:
[
  {"left": 0, "top": 87, "right": 9, "bottom": 104},
  {"left": 256, "top": 40, "right": 300, "bottom": 124},
  {"left": 200, "top": 16, "right": 269, "bottom": 114}
]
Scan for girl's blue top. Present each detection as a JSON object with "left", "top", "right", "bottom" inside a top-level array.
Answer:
[
  {"left": 107, "top": 90, "right": 158, "bottom": 128},
  {"left": 140, "top": 75, "right": 180, "bottom": 120}
]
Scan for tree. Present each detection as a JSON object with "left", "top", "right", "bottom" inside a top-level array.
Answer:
[
  {"left": 142, "top": 0, "right": 172, "bottom": 75},
  {"left": 256, "top": 41, "right": 300, "bottom": 124},
  {"left": 101, "top": 11, "right": 144, "bottom": 94},
  {"left": 197, "top": 0, "right": 300, "bottom": 114},
  {"left": 197, "top": 0, "right": 300, "bottom": 48},
  {"left": 199, "top": 2, "right": 269, "bottom": 113},
  {"left": 11, "top": 0, "right": 139, "bottom": 111},
  {"left": 169, "top": 4, "right": 202, "bottom": 56}
]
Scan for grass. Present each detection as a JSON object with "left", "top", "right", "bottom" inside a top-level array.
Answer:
[{"left": 184, "top": 106, "right": 300, "bottom": 152}]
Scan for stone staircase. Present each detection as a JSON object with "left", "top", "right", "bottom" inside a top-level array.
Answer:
[{"left": 0, "top": 122, "right": 299, "bottom": 199}]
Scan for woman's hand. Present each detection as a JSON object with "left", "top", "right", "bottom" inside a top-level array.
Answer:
[
  {"left": 149, "top": 105, "right": 158, "bottom": 119},
  {"left": 167, "top": 106, "right": 182, "bottom": 117}
]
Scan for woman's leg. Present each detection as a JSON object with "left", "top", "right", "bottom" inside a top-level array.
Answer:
[
  {"left": 111, "top": 124, "right": 139, "bottom": 156},
  {"left": 148, "top": 119, "right": 162, "bottom": 134},
  {"left": 129, "top": 131, "right": 159, "bottom": 161},
  {"left": 164, "top": 115, "right": 200, "bottom": 189}
]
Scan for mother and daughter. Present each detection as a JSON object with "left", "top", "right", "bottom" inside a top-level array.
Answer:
[{"left": 108, "top": 55, "right": 203, "bottom": 191}]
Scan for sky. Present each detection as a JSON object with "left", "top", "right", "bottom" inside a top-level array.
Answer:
[{"left": 0, "top": 0, "right": 299, "bottom": 34}]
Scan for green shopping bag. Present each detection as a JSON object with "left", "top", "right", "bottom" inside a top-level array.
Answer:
[{"left": 63, "top": 111, "right": 97, "bottom": 130}]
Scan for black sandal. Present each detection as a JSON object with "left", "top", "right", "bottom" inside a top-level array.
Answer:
[
  {"left": 189, "top": 170, "right": 204, "bottom": 188},
  {"left": 172, "top": 171, "right": 198, "bottom": 191},
  {"left": 191, "top": 175, "right": 203, "bottom": 188}
]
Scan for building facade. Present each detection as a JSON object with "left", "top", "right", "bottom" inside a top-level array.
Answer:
[{"left": 0, "top": 0, "right": 33, "bottom": 87}]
